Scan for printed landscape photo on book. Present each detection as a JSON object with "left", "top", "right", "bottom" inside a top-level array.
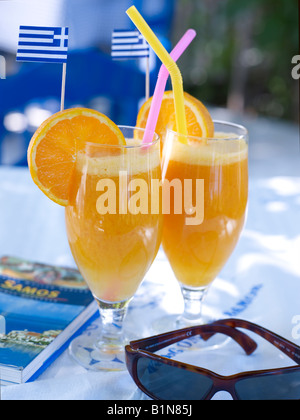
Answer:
[{"left": 0, "top": 256, "right": 98, "bottom": 385}]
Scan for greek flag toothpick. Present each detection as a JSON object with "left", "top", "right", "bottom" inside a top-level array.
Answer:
[
  {"left": 112, "top": 29, "right": 150, "bottom": 100},
  {"left": 16, "top": 26, "right": 69, "bottom": 63},
  {"left": 16, "top": 26, "right": 69, "bottom": 111}
]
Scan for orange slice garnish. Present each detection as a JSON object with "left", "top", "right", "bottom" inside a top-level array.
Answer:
[
  {"left": 136, "top": 90, "right": 214, "bottom": 145},
  {"left": 27, "top": 107, "right": 125, "bottom": 206}
]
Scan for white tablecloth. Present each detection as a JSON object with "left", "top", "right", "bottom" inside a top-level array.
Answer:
[
  {"left": 0, "top": 165, "right": 299, "bottom": 400},
  {"left": 0, "top": 112, "right": 299, "bottom": 400}
]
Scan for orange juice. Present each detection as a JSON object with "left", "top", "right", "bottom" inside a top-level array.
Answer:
[
  {"left": 65, "top": 141, "right": 162, "bottom": 303},
  {"left": 162, "top": 134, "right": 248, "bottom": 288}
]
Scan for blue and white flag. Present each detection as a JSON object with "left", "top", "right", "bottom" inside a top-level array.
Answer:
[
  {"left": 16, "top": 26, "right": 69, "bottom": 63},
  {"left": 111, "top": 29, "right": 150, "bottom": 60}
]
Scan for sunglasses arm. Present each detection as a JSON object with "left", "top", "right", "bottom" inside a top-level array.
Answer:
[
  {"left": 129, "top": 323, "right": 257, "bottom": 356},
  {"left": 215, "top": 319, "right": 300, "bottom": 365}
]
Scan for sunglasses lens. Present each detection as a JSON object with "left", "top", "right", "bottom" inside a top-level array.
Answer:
[
  {"left": 235, "top": 370, "right": 300, "bottom": 400},
  {"left": 136, "top": 356, "right": 213, "bottom": 400}
]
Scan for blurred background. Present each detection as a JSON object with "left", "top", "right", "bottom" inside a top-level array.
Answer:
[
  {"left": 0, "top": 0, "right": 298, "bottom": 167},
  {"left": 174, "top": 0, "right": 299, "bottom": 122}
]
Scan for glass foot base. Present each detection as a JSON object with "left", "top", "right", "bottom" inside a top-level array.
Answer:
[
  {"left": 152, "top": 314, "right": 230, "bottom": 351},
  {"left": 69, "top": 326, "right": 136, "bottom": 371}
]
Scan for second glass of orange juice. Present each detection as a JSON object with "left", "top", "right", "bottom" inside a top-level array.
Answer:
[
  {"left": 160, "top": 121, "right": 248, "bottom": 331},
  {"left": 66, "top": 126, "right": 162, "bottom": 370}
]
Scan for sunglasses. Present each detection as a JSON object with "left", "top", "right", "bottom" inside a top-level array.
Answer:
[{"left": 125, "top": 318, "right": 300, "bottom": 400}]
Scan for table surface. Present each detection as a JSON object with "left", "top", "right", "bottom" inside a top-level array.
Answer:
[{"left": 0, "top": 110, "right": 299, "bottom": 400}]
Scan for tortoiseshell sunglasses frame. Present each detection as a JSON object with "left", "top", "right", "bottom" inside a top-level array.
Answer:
[{"left": 125, "top": 318, "right": 300, "bottom": 400}]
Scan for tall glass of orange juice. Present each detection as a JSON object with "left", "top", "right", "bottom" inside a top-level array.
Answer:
[
  {"left": 66, "top": 126, "right": 162, "bottom": 370},
  {"left": 161, "top": 121, "right": 248, "bottom": 330}
]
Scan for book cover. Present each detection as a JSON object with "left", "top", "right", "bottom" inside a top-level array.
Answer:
[{"left": 0, "top": 256, "right": 98, "bottom": 385}]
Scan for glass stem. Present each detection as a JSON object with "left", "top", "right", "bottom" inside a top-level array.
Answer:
[
  {"left": 181, "top": 286, "right": 208, "bottom": 325},
  {"left": 95, "top": 299, "right": 130, "bottom": 348}
]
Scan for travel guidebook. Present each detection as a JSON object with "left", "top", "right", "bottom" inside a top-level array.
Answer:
[{"left": 0, "top": 256, "right": 98, "bottom": 385}]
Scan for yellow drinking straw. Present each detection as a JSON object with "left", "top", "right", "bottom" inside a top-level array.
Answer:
[{"left": 126, "top": 6, "right": 188, "bottom": 138}]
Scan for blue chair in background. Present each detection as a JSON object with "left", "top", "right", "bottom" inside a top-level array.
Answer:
[
  {"left": 0, "top": 0, "right": 176, "bottom": 166},
  {"left": 0, "top": 49, "right": 147, "bottom": 165}
]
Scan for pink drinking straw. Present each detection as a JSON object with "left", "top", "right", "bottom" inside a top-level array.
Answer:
[{"left": 142, "top": 29, "right": 197, "bottom": 144}]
